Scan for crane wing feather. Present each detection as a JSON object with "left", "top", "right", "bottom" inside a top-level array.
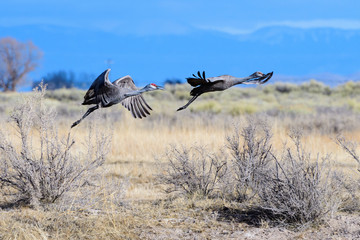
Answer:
[
  {"left": 112, "top": 75, "right": 137, "bottom": 90},
  {"left": 134, "top": 98, "right": 146, "bottom": 118},
  {"left": 120, "top": 95, "right": 152, "bottom": 118},
  {"left": 139, "top": 95, "right": 152, "bottom": 111},
  {"left": 83, "top": 69, "right": 118, "bottom": 105},
  {"left": 134, "top": 98, "right": 147, "bottom": 118},
  {"left": 240, "top": 71, "right": 273, "bottom": 85},
  {"left": 137, "top": 97, "right": 151, "bottom": 115},
  {"left": 129, "top": 101, "right": 137, "bottom": 118},
  {"left": 186, "top": 70, "right": 225, "bottom": 87}
]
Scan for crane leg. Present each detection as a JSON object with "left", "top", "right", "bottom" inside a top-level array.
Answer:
[
  {"left": 71, "top": 105, "right": 99, "bottom": 128},
  {"left": 177, "top": 95, "right": 200, "bottom": 111}
]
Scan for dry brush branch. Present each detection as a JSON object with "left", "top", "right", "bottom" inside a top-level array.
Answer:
[
  {"left": 0, "top": 83, "right": 111, "bottom": 208},
  {"left": 157, "top": 144, "right": 227, "bottom": 197}
]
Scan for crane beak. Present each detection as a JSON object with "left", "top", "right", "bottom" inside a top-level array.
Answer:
[{"left": 156, "top": 86, "right": 164, "bottom": 90}]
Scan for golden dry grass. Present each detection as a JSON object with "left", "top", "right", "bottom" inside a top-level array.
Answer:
[
  {"left": 55, "top": 106, "right": 360, "bottom": 204},
  {"left": 1, "top": 83, "right": 360, "bottom": 239}
]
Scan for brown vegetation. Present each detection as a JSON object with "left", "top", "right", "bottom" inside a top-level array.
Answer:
[{"left": 0, "top": 81, "right": 360, "bottom": 239}]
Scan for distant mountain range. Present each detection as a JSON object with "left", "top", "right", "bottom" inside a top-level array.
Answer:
[
  {"left": 1, "top": 24, "right": 360, "bottom": 88},
  {"left": 274, "top": 72, "right": 360, "bottom": 86}
]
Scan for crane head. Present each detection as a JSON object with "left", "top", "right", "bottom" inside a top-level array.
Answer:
[
  {"left": 144, "top": 83, "right": 164, "bottom": 91},
  {"left": 250, "top": 71, "right": 264, "bottom": 78}
]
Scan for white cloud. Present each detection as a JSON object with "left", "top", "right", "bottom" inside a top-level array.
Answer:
[
  {"left": 0, "top": 17, "right": 83, "bottom": 28},
  {"left": 0, "top": 16, "right": 190, "bottom": 36},
  {"left": 2, "top": 15, "right": 360, "bottom": 37},
  {"left": 262, "top": 19, "right": 360, "bottom": 30},
  {"left": 196, "top": 19, "right": 360, "bottom": 35},
  {"left": 194, "top": 25, "right": 253, "bottom": 35}
]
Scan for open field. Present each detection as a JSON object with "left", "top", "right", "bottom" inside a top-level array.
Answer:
[{"left": 1, "top": 81, "right": 360, "bottom": 239}]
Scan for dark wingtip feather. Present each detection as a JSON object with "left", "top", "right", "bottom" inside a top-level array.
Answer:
[
  {"left": 139, "top": 96, "right": 153, "bottom": 111},
  {"left": 258, "top": 72, "right": 273, "bottom": 84},
  {"left": 135, "top": 98, "right": 147, "bottom": 118},
  {"left": 137, "top": 96, "right": 151, "bottom": 115},
  {"left": 129, "top": 102, "right": 137, "bottom": 119},
  {"left": 261, "top": 71, "right": 273, "bottom": 84}
]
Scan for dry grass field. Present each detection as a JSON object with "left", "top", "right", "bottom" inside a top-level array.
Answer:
[{"left": 1, "top": 80, "right": 360, "bottom": 239}]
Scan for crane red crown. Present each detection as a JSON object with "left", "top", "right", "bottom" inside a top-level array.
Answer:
[{"left": 151, "top": 83, "right": 157, "bottom": 87}]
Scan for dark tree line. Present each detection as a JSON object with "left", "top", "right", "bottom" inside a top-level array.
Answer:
[
  {"left": 33, "top": 71, "right": 75, "bottom": 90},
  {"left": 33, "top": 71, "right": 96, "bottom": 90},
  {"left": 164, "top": 78, "right": 182, "bottom": 85}
]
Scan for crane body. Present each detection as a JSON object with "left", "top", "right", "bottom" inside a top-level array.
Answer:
[
  {"left": 177, "top": 71, "right": 273, "bottom": 111},
  {"left": 71, "top": 69, "right": 163, "bottom": 128}
]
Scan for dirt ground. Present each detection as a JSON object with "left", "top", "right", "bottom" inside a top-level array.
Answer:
[{"left": 140, "top": 213, "right": 360, "bottom": 240}]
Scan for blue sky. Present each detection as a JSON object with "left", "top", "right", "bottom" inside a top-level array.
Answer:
[
  {"left": 1, "top": 0, "right": 360, "bottom": 87},
  {"left": 3, "top": 0, "right": 360, "bottom": 34}
]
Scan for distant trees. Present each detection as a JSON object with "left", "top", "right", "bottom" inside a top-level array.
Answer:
[
  {"left": 33, "top": 70, "right": 75, "bottom": 90},
  {"left": 0, "top": 37, "right": 43, "bottom": 92},
  {"left": 33, "top": 71, "right": 95, "bottom": 90},
  {"left": 164, "top": 78, "right": 182, "bottom": 85}
]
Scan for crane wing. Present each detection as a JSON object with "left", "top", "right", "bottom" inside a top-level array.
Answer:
[
  {"left": 82, "top": 69, "right": 118, "bottom": 105},
  {"left": 187, "top": 71, "right": 273, "bottom": 87},
  {"left": 114, "top": 74, "right": 153, "bottom": 118},
  {"left": 239, "top": 71, "right": 273, "bottom": 85},
  {"left": 121, "top": 95, "right": 152, "bottom": 119},
  {"left": 112, "top": 75, "right": 138, "bottom": 90},
  {"left": 186, "top": 71, "right": 224, "bottom": 87}
]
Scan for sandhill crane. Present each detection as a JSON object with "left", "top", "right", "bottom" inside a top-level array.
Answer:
[
  {"left": 177, "top": 71, "right": 273, "bottom": 111},
  {"left": 71, "top": 69, "right": 163, "bottom": 128}
]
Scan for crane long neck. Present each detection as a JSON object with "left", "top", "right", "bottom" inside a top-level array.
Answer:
[
  {"left": 124, "top": 87, "right": 146, "bottom": 97},
  {"left": 231, "top": 76, "right": 253, "bottom": 86}
]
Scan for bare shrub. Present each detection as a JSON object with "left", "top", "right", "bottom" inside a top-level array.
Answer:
[
  {"left": 294, "top": 107, "right": 358, "bottom": 135},
  {"left": 300, "top": 80, "right": 331, "bottom": 95},
  {"left": 0, "top": 37, "right": 43, "bottom": 92},
  {"left": 334, "top": 135, "right": 360, "bottom": 211},
  {"left": 157, "top": 145, "right": 227, "bottom": 197},
  {"left": 335, "top": 135, "right": 360, "bottom": 173},
  {"left": 0, "top": 84, "right": 111, "bottom": 208},
  {"left": 257, "top": 130, "right": 342, "bottom": 227},
  {"left": 225, "top": 119, "right": 273, "bottom": 201}
]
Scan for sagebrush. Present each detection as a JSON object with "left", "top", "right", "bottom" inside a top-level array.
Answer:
[
  {"left": 158, "top": 121, "right": 344, "bottom": 228},
  {"left": 157, "top": 145, "right": 227, "bottom": 197},
  {"left": 257, "top": 130, "right": 342, "bottom": 227},
  {"left": 0, "top": 84, "right": 111, "bottom": 208},
  {"left": 225, "top": 120, "right": 272, "bottom": 201}
]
